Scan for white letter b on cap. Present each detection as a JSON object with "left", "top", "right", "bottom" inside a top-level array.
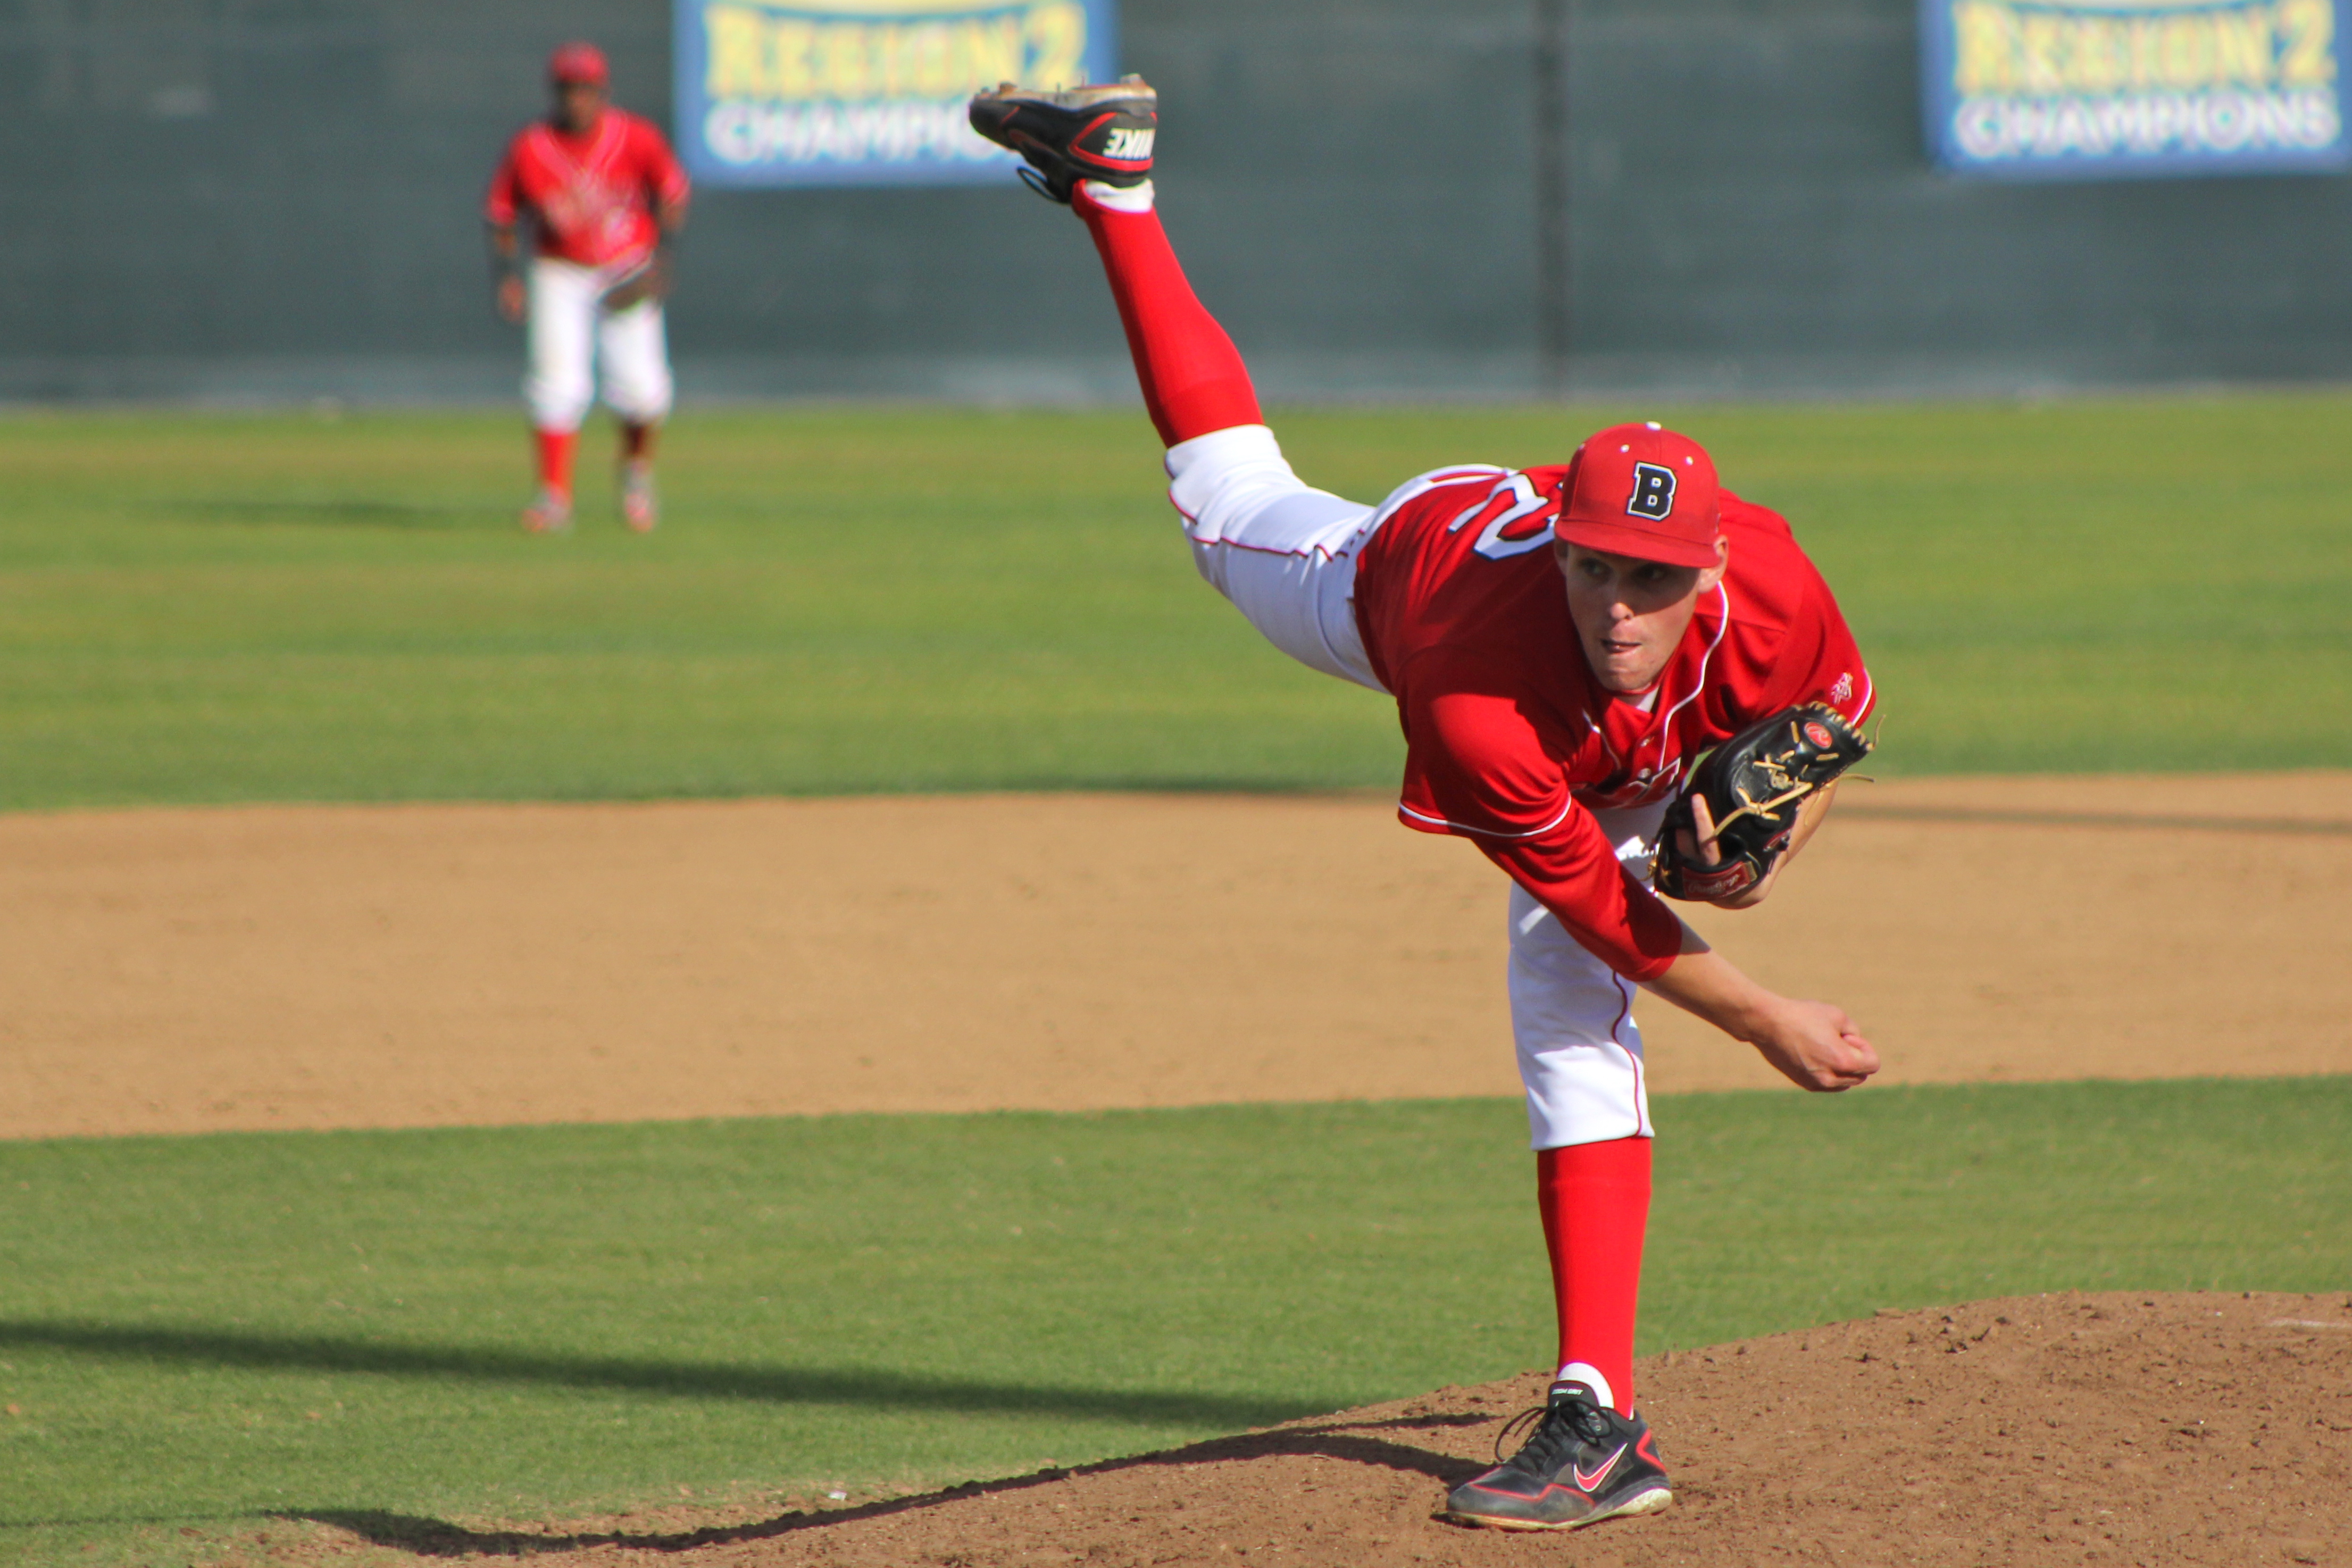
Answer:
[{"left": 1626, "top": 462, "right": 1676, "bottom": 519}]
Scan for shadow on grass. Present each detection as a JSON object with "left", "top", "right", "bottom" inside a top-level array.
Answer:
[
  {"left": 290, "top": 1411, "right": 1491, "bottom": 1557},
  {"left": 160, "top": 499, "right": 490, "bottom": 531},
  {"left": 0, "top": 1319, "right": 1305, "bottom": 1429}
]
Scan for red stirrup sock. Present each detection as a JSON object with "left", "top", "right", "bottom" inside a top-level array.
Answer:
[
  {"left": 533, "top": 428, "right": 578, "bottom": 498},
  {"left": 1073, "top": 187, "right": 1262, "bottom": 447},
  {"left": 1536, "top": 1136, "right": 1653, "bottom": 1416}
]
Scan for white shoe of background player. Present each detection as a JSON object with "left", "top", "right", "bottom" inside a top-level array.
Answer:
[
  {"left": 620, "top": 462, "right": 658, "bottom": 532},
  {"left": 520, "top": 486, "right": 572, "bottom": 534}
]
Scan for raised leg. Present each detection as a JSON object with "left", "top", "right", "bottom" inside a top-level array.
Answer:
[{"left": 1072, "top": 182, "right": 1262, "bottom": 447}]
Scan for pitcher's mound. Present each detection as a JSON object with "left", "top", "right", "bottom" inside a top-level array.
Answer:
[{"left": 368, "top": 1292, "right": 2349, "bottom": 1566}]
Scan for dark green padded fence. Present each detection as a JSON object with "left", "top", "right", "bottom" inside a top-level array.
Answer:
[{"left": 1, "top": 0, "right": 2346, "bottom": 401}]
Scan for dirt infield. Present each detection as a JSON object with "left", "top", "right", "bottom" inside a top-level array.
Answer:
[
  {"left": 9, "top": 777, "right": 2348, "bottom": 1564},
  {"left": 294, "top": 1292, "right": 2351, "bottom": 1567},
  {"left": 0, "top": 772, "right": 2345, "bottom": 1141}
]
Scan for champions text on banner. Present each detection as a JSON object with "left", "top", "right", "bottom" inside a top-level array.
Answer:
[
  {"left": 676, "top": 0, "right": 1119, "bottom": 186},
  {"left": 1920, "top": 0, "right": 2352, "bottom": 178}
]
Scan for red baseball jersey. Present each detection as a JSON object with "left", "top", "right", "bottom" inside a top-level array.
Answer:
[
  {"left": 485, "top": 109, "right": 688, "bottom": 270},
  {"left": 1352, "top": 465, "right": 1874, "bottom": 982}
]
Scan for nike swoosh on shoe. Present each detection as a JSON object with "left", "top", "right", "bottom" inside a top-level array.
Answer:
[{"left": 1573, "top": 1442, "right": 1625, "bottom": 1492}]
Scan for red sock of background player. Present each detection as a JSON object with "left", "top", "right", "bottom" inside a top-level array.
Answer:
[
  {"left": 534, "top": 428, "right": 577, "bottom": 498},
  {"left": 1536, "top": 1136, "right": 1652, "bottom": 1416},
  {"left": 1072, "top": 183, "right": 1261, "bottom": 447}
]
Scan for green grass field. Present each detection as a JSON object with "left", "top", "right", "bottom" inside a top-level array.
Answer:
[
  {"left": 3, "top": 397, "right": 2349, "bottom": 811},
  {"left": 5, "top": 401, "right": 2347, "bottom": 1564},
  {"left": 3, "top": 1081, "right": 2347, "bottom": 1564}
]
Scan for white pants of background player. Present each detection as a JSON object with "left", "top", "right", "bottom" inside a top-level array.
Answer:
[
  {"left": 1170, "top": 423, "right": 1661, "bottom": 1153},
  {"left": 525, "top": 257, "right": 674, "bottom": 432}
]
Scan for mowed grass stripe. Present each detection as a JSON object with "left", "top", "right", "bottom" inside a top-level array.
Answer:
[
  {"left": 3, "top": 399, "right": 2349, "bottom": 811},
  {"left": 0, "top": 1078, "right": 2344, "bottom": 1564}
]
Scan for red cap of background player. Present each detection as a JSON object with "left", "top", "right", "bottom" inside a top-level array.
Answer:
[
  {"left": 1552, "top": 421, "right": 1722, "bottom": 569},
  {"left": 549, "top": 41, "right": 610, "bottom": 87}
]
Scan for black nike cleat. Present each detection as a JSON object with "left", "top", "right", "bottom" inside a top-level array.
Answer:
[
  {"left": 968, "top": 76, "right": 1156, "bottom": 203},
  {"left": 1441, "top": 1381, "right": 1673, "bottom": 1531}
]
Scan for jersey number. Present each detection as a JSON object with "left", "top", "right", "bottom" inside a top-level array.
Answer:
[{"left": 1448, "top": 473, "right": 1556, "bottom": 560}]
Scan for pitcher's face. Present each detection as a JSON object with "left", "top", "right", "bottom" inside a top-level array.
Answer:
[{"left": 1555, "top": 539, "right": 1728, "bottom": 694}]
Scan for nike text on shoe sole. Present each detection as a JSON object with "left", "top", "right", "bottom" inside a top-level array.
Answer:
[
  {"left": 1099, "top": 126, "right": 1155, "bottom": 161},
  {"left": 967, "top": 78, "right": 1155, "bottom": 201},
  {"left": 1442, "top": 1480, "right": 1672, "bottom": 1532}
]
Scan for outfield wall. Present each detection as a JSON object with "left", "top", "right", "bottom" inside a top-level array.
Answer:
[{"left": 5, "top": 0, "right": 2351, "bottom": 402}]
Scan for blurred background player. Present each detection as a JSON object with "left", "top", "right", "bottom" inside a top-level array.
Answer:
[
  {"left": 972, "top": 79, "right": 1881, "bottom": 1533},
  {"left": 485, "top": 42, "right": 690, "bottom": 533}
]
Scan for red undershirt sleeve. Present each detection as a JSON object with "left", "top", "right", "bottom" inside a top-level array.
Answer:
[
  {"left": 484, "top": 149, "right": 520, "bottom": 227},
  {"left": 654, "top": 138, "right": 691, "bottom": 208}
]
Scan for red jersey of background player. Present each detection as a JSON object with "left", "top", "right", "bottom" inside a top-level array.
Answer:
[
  {"left": 485, "top": 110, "right": 688, "bottom": 270},
  {"left": 1350, "top": 465, "right": 1875, "bottom": 984}
]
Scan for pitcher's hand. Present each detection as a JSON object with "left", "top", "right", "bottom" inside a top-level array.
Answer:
[{"left": 1748, "top": 998, "right": 1879, "bottom": 1091}]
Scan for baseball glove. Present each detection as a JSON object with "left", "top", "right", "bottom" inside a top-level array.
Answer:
[{"left": 1653, "top": 704, "right": 1871, "bottom": 903}]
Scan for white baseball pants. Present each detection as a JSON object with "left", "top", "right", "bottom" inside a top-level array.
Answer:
[
  {"left": 524, "top": 257, "right": 674, "bottom": 432},
  {"left": 1166, "top": 423, "right": 1659, "bottom": 1152}
]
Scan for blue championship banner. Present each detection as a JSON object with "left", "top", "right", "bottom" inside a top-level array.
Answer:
[
  {"left": 1921, "top": 0, "right": 2352, "bottom": 177},
  {"left": 675, "top": 0, "right": 1118, "bottom": 186}
]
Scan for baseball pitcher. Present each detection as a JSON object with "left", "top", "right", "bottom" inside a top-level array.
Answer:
[
  {"left": 485, "top": 42, "right": 690, "bottom": 533},
  {"left": 971, "top": 80, "right": 1882, "bottom": 1533}
]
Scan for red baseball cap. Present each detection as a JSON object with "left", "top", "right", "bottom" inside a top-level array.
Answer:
[
  {"left": 1552, "top": 421, "right": 1723, "bottom": 569},
  {"left": 549, "top": 41, "right": 610, "bottom": 87}
]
